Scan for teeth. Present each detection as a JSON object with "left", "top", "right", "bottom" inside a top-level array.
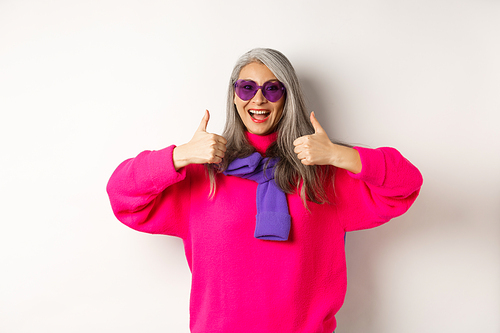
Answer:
[{"left": 249, "top": 110, "right": 269, "bottom": 115}]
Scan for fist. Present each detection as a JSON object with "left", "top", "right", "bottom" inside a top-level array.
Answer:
[
  {"left": 293, "top": 112, "right": 335, "bottom": 166},
  {"left": 173, "top": 110, "right": 227, "bottom": 170}
]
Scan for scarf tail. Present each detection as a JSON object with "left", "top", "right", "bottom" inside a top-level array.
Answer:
[{"left": 225, "top": 153, "right": 291, "bottom": 241}]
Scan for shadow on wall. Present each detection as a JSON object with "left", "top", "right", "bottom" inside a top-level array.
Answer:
[
  {"left": 297, "top": 71, "right": 355, "bottom": 148},
  {"left": 333, "top": 178, "right": 467, "bottom": 332},
  {"left": 297, "top": 71, "right": 379, "bottom": 329},
  {"left": 297, "top": 71, "right": 436, "bottom": 331},
  {"left": 296, "top": 73, "right": 337, "bottom": 135}
]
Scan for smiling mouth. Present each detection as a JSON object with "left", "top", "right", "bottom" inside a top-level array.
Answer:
[{"left": 248, "top": 110, "right": 270, "bottom": 121}]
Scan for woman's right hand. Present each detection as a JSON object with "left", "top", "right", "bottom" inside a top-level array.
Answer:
[{"left": 173, "top": 110, "right": 227, "bottom": 170}]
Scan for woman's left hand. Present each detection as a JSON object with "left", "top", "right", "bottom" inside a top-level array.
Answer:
[{"left": 293, "top": 112, "right": 362, "bottom": 174}]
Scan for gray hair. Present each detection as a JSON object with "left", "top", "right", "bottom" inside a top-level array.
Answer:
[{"left": 208, "top": 48, "right": 331, "bottom": 205}]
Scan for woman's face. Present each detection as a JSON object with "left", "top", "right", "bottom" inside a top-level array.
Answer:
[{"left": 234, "top": 62, "right": 285, "bottom": 136}]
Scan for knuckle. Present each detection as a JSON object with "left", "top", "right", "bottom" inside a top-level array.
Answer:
[{"left": 210, "top": 156, "right": 221, "bottom": 164}]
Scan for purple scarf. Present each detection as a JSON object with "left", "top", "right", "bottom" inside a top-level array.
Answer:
[{"left": 224, "top": 153, "right": 291, "bottom": 241}]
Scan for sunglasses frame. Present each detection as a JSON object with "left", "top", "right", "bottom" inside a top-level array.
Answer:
[{"left": 234, "top": 79, "right": 286, "bottom": 103}]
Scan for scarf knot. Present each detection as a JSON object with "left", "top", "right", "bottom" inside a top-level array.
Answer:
[{"left": 223, "top": 152, "right": 291, "bottom": 241}]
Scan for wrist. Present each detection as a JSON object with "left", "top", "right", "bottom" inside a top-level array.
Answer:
[
  {"left": 331, "top": 145, "right": 362, "bottom": 174},
  {"left": 173, "top": 145, "right": 189, "bottom": 171}
]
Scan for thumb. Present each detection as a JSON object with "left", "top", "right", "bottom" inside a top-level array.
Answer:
[
  {"left": 310, "top": 112, "right": 325, "bottom": 134},
  {"left": 197, "top": 109, "right": 210, "bottom": 132}
]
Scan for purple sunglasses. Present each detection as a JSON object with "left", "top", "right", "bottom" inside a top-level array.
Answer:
[{"left": 234, "top": 79, "right": 286, "bottom": 103}]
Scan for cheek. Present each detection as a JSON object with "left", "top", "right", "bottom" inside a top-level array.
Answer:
[
  {"left": 275, "top": 101, "right": 285, "bottom": 117},
  {"left": 234, "top": 97, "right": 248, "bottom": 114}
]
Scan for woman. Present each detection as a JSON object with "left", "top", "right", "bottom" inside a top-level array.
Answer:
[{"left": 107, "top": 48, "right": 423, "bottom": 333}]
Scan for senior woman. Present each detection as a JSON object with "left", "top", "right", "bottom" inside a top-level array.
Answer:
[{"left": 107, "top": 48, "right": 423, "bottom": 333}]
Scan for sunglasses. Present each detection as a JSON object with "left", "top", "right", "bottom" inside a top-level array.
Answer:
[{"left": 234, "top": 79, "right": 286, "bottom": 103}]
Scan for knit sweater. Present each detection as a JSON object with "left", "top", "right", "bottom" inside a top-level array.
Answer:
[{"left": 106, "top": 132, "right": 423, "bottom": 333}]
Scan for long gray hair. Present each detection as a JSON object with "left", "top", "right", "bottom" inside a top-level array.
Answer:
[{"left": 208, "top": 48, "right": 331, "bottom": 205}]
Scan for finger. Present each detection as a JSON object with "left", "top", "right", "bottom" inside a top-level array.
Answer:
[
  {"left": 209, "top": 150, "right": 224, "bottom": 163},
  {"left": 197, "top": 109, "right": 210, "bottom": 132},
  {"left": 297, "top": 152, "right": 306, "bottom": 164},
  {"left": 214, "top": 134, "right": 228, "bottom": 145},
  {"left": 298, "top": 153, "right": 313, "bottom": 165},
  {"left": 293, "top": 136, "right": 306, "bottom": 146},
  {"left": 294, "top": 145, "right": 304, "bottom": 154},
  {"left": 214, "top": 142, "right": 227, "bottom": 153},
  {"left": 301, "top": 158, "right": 313, "bottom": 166},
  {"left": 206, "top": 135, "right": 227, "bottom": 152},
  {"left": 214, "top": 149, "right": 225, "bottom": 159},
  {"left": 310, "top": 112, "right": 325, "bottom": 134},
  {"left": 209, "top": 157, "right": 223, "bottom": 164},
  {"left": 205, "top": 148, "right": 224, "bottom": 164}
]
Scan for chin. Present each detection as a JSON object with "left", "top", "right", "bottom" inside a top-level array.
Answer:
[{"left": 248, "top": 127, "right": 271, "bottom": 136}]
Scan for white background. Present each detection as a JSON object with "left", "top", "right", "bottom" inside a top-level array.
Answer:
[{"left": 1, "top": 0, "right": 499, "bottom": 332}]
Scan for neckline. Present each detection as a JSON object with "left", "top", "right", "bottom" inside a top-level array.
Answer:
[{"left": 245, "top": 131, "right": 278, "bottom": 155}]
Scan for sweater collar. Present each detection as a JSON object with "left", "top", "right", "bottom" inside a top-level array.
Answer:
[{"left": 245, "top": 131, "right": 278, "bottom": 155}]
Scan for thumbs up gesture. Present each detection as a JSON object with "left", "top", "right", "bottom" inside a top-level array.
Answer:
[
  {"left": 173, "top": 110, "right": 227, "bottom": 170},
  {"left": 293, "top": 112, "right": 362, "bottom": 173}
]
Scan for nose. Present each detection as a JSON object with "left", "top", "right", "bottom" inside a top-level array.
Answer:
[{"left": 252, "top": 88, "right": 268, "bottom": 105}]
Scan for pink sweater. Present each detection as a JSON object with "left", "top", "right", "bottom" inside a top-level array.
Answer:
[{"left": 107, "top": 133, "right": 422, "bottom": 333}]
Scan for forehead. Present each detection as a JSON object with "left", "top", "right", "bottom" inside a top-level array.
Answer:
[{"left": 238, "top": 62, "right": 278, "bottom": 83}]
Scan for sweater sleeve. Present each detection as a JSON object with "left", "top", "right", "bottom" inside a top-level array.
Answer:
[
  {"left": 106, "top": 145, "right": 191, "bottom": 238},
  {"left": 338, "top": 146, "right": 423, "bottom": 232}
]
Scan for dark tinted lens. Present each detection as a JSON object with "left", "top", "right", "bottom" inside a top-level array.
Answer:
[
  {"left": 235, "top": 80, "right": 258, "bottom": 101},
  {"left": 262, "top": 81, "right": 285, "bottom": 102}
]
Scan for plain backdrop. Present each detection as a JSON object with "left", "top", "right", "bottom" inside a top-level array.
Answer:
[{"left": 1, "top": 0, "right": 499, "bottom": 332}]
